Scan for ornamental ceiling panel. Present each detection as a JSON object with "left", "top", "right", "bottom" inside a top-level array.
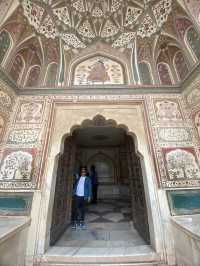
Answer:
[{"left": 20, "top": 0, "right": 173, "bottom": 50}]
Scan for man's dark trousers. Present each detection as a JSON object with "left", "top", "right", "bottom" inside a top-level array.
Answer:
[{"left": 73, "top": 195, "right": 85, "bottom": 222}]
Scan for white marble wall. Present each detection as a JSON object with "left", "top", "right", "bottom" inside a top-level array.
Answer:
[
  {"left": 0, "top": 217, "right": 30, "bottom": 266},
  {"left": 172, "top": 216, "right": 200, "bottom": 266}
]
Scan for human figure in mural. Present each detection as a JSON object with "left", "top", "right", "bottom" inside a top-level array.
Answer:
[
  {"left": 87, "top": 60, "right": 110, "bottom": 84},
  {"left": 71, "top": 167, "right": 92, "bottom": 230},
  {"left": 90, "top": 165, "right": 99, "bottom": 204}
]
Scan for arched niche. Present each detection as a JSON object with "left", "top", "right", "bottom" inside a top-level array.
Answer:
[
  {"left": 173, "top": 50, "right": 189, "bottom": 81},
  {"left": 138, "top": 61, "right": 153, "bottom": 85},
  {"left": 9, "top": 54, "right": 25, "bottom": 84},
  {"left": 185, "top": 26, "right": 200, "bottom": 61},
  {"left": 87, "top": 152, "right": 115, "bottom": 184},
  {"left": 0, "top": 30, "right": 12, "bottom": 65},
  {"left": 157, "top": 62, "right": 173, "bottom": 85},
  {"left": 25, "top": 65, "right": 41, "bottom": 87},
  {"left": 72, "top": 55, "right": 126, "bottom": 85},
  {"left": 45, "top": 62, "right": 58, "bottom": 87}
]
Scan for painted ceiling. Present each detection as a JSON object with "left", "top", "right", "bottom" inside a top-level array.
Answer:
[
  {"left": 0, "top": 0, "right": 200, "bottom": 88},
  {"left": 21, "top": 0, "right": 172, "bottom": 49}
]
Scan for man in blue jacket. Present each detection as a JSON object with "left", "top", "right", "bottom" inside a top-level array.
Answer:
[{"left": 72, "top": 167, "right": 92, "bottom": 229}]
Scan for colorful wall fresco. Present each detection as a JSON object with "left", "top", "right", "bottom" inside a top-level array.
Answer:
[
  {"left": 0, "top": 90, "right": 198, "bottom": 190},
  {"left": 73, "top": 56, "right": 125, "bottom": 85},
  {"left": 0, "top": 1, "right": 199, "bottom": 89}
]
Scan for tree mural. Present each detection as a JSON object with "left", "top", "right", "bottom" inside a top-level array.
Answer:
[
  {"left": 166, "top": 149, "right": 200, "bottom": 180},
  {"left": 0, "top": 151, "right": 33, "bottom": 180}
]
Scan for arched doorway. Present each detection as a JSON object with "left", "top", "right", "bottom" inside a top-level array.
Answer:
[
  {"left": 50, "top": 115, "right": 150, "bottom": 246},
  {"left": 35, "top": 105, "right": 165, "bottom": 265}
]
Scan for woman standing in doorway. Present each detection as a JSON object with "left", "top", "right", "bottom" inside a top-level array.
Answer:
[{"left": 90, "top": 165, "right": 98, "bottom": 204}]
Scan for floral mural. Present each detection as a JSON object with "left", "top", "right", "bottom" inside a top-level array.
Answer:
[
  {"left": 165, "top": 148, "right": 200, "bottom": 180},
  {"left": 0, "top": 151, "right": 33, "bottom": 181}
]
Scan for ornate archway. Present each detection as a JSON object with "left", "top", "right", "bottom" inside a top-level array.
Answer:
[
  {"left": 50, "top": 115, "right": 150, "bottom": 245},
  {"left": 34, "top": 104, "right": 164, "bottom": 260}
]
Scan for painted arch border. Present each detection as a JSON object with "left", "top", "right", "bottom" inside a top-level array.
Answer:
[{"left": 69, "top": 52, "right": 130, "bottom": 86}]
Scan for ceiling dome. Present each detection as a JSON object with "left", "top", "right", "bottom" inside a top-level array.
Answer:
[{"left": 21, "top": 0, "right": 172, "bottom": 49}]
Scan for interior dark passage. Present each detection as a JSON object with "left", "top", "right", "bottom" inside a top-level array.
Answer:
[{"left": 50, "top": 121, "right": 150, "bottom": 246}]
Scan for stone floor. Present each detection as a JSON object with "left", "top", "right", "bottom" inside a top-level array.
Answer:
[
  {"left": 42, "top": 199, "right": 160, "bottom": 265},
  {"left": 56, "top": 199, "right": 145, "bottom": 246}
]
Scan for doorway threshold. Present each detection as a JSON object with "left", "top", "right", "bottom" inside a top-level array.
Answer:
[{"left": 42, "top": 244, "right": 160, "bottom": 265}]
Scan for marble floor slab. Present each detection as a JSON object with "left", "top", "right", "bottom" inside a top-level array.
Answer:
[
  {"left": 55, "top": 199, "right": 146, "bottom": 248},
  {"left": 43, "top": 199, "right": 160, "bottom": 265}
]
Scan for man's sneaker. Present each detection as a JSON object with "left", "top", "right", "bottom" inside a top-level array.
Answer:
[
  {"left": 79, "top": 221, "right": 87, "bottom": 230},
  {"left": 71, "top": 222, "right": 77, "bottom": 230}
]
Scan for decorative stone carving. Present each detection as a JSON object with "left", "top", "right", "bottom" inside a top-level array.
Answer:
[
  {"left": 187, "top": 89, "right": 200, "bottom": 105},
  {"left": 21, "top": 0, "right": 172, "bottom": 49},
  {"left": 0, "top": 151, "right": 33, "bottom": 181},
  {"left": 158, "top": 128, "right": 192, "bottom": 143},
  {"left": 15, "top": 102, "right": 44, "bottom": 123},
  {"left": 165, "top": 148, "right": 200, "bottom": 180},
  {"left": 155, "top": 100, "right": 182, "bottom": 121},
  {"left": 7, "top": 129, "right": 40, "bottom": 144},
  {"left": 0, "top": 90, "right": 12, "bottom": 108}
]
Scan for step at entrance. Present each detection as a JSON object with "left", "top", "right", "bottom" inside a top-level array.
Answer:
[{"left": 41, "top": 245, "right": 161, "bottom": 265}]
